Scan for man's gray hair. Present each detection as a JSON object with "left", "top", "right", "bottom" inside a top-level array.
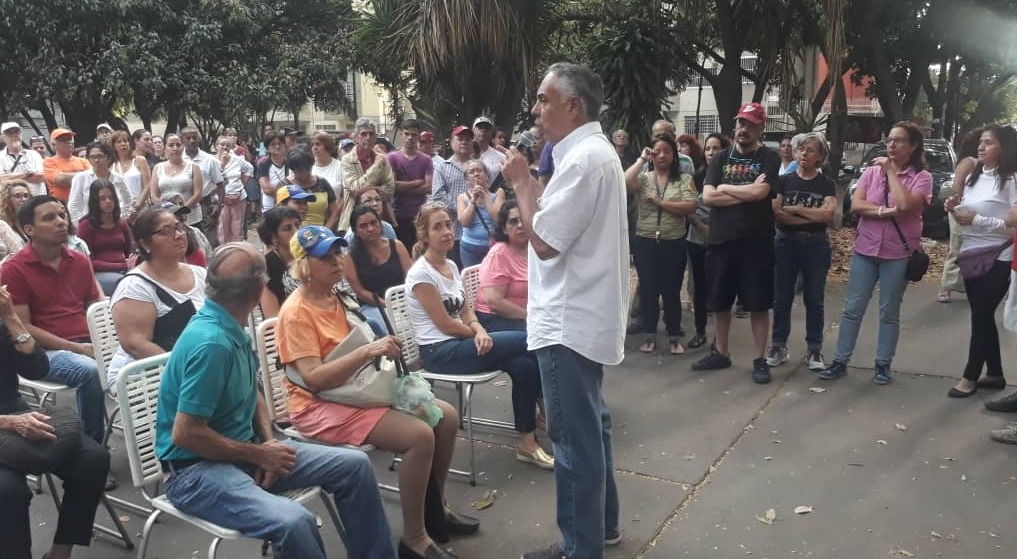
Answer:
[
  {"left": 206, "top": 243, "right": 267, "bottom": 307},
  {"left": 546, "top": 62, "right": 604, "bottom": 123},
  {"left": 354, "top": 117, "right": 376, "bottom": 133},
  {"left": 792, "top": 131, "right": 830, "bottom": 165}
]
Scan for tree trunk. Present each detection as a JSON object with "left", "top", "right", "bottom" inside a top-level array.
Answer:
[
  {"left": 827, "top": 73, "right": 848, "bottom": 176},
  {"left": 714, "top": 63, "right": 745, "bottom": 136},
  {"left": 943, "top": 61, "right": 962, "bottom": 145},
  {"left": 164, "top": 104, "right": 183, "bottom": 136}
]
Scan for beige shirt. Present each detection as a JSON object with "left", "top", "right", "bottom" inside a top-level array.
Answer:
[{"left": 633, "top": 172, "right": 697, "bottom": 240}]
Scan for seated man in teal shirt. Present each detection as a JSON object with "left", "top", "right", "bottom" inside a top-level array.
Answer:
[{"left": 155, "top": 243, "right": 396, "bottom": 559}]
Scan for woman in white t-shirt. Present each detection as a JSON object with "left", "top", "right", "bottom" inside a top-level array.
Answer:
[
  {"left": 111, "top": 130, "right": 151, "bottom": 214},
  {"left": 310, "top": 131, "right": 342, "bottom": 197},
  {"left": 405, "top": 204, "right": 552, "bottom": 470},
  {"left": 945, "top": 124, "right": 1017, "bottom": 398},
  {"left": 108, "top": 208, "right": 207, "bottom": 389}
]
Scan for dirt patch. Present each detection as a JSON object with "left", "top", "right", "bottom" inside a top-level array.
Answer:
[{"left": 827, "top": 227, "right": 949, "bottom": 284}]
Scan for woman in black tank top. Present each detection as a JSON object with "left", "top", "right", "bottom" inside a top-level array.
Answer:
[{"left": 344, "top": 205, "right": 412, "bottom": 334}]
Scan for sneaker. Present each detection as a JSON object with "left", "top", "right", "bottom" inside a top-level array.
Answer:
[
  {"left": 873, "top": 363, "right": 892, "bottom": 385},
  {"left": 521, "top": 543, "right": 566, "bottom": 559},
  {"left": 985, "top": 391, "right": 1017, "bottom": 413},
  {"left": 765, "top": 345, "right": 789, "bottom": 367},
  {"left": 818, "top": 360, "right": 847, "bottom": 380},
  {"left": 990, "top": 424, "right": 1017, "bottom": 445},
  {"left": 605, "top": 531, "right": 622, "bottom": 546},
  {"left": 752, "top": 358, "right": 772, "bottom": 384},
  {"left": 691, "top": 350, "right": 732, "bottom": 371},
  {"left": 806, "top": 351, "right": 826, "bottom": 372}
]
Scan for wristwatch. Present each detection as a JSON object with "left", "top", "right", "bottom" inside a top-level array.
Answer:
[{"left": 12, "top": 332, "right": 32, "bottom": 346}]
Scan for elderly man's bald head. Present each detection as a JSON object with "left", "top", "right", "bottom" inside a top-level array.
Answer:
[{"left": 206, "top": 243, "right": 267, "bottom": 309}]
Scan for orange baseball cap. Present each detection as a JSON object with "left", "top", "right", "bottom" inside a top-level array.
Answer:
[{"left": 50, "top": 128, "right": 75, "bottom": 141}]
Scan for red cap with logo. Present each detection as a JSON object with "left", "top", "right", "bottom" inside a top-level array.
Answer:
[
  {"left": 734, "top": 102, "right": 766, "bottom": 125},
  {"left": 451, "top": 125, "right": 473, "bottom": 137}
]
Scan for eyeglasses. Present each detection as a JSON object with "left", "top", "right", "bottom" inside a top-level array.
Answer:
[
  {"left": 507, "top": 217, "right": 523, "bottom": 227},
  {"left": 884, "top": 137, "right": 910, "bottom": 146},
  {"left": 87, "top": 154, "right": 108, "bottom": 161},
  {"left": 154, "top": 223, "right": 187, "bottom": 237}
]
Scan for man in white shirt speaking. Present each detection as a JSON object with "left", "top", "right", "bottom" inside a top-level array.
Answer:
[{"left": 503, "top": 62, "right": 629, "bottom": 559}]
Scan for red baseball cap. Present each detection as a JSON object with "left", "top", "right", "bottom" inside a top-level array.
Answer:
[
  {"left": 451, "top": 125, "right": 473, "bottom": 137},
  {"left": 419, "top": 131, "right": 435, "bottom": 142},
  {"left": 734, "top": 102, "right": 766, "bottom": 125}
]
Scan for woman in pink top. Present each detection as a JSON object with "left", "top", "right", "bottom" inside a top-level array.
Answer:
[
  {"left": 475, "top": 201, "right": 528, "bottom": 332},
  {"left": 821, "top": 121, "right": 932, "bottom": 385}
]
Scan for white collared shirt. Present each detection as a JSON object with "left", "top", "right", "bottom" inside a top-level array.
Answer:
[
  {"left": 183, "top": 149, "right": 223, "bottom": 197},
  {"left": 221, "top": 153, "right": 254, "bottom": 195},
  {"left": 0, "top": 146, "right": 46, "bottom": 195},
  {"left": 67, "top": 170, "right": 133, "bottom": 223},
  {"left": 527, "top": 122, "right": 630, "bottom": 365}
]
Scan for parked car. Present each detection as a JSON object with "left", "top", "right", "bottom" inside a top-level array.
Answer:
[{"left": 841, "top": 139, "right": 956, "bottom": 239}]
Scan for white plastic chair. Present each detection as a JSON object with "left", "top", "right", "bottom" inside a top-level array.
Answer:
[
  {"left": 255, "top": 318, "right": 397, "bottom": 493},
  {"left": 116, "top": 353, "right": 348, "bottom": 559},
  {"left": 85, "top": 300, "right": 123, "bottom": 446},
  {"left": 384, "top": 284, "right": 504, "bottom": 485}
]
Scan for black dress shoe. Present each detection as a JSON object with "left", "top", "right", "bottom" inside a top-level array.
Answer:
[
  {"left": 985, "top": 391, "right": 1017, "bottom": 412},
  {"left": 398, "top": 541, "right": 458, "bottom": 559},
  {"left": 423, "top": 475, "right": 449, "bottom": 543},
  {"left": 105, "top": 472, "right": 118, "bottom": 492},
  {"left": 445, "top": 509, "right": 480, "bottom": 536},
  {"left": 948, "top": 386, "right": 977, "bottom": 398},
  {"left": 976, "top": 377, "right": 1007, "bottom": 390}
]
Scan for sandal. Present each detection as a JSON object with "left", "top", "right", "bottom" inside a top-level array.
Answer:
[
  {"left": 669, "top": 338, "right": 685, "bottom": 355},
  {"left": 937, "top": 289, "right": 951, "bottom": 303},
  {"left": 639, "top": 338, "right": 656, "bottom": 353}
]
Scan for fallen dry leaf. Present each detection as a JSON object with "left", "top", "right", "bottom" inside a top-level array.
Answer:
[
  {"left": 893, "top": 549, "right": 915, "bottom": 557},
  {"left": 895, "top": 423, "right": 907, "bottom": 431},
  {"left": 808, "top": 387, "right": 827, "bottom": 394},
  {"left": 755, "top": 508, "right": 777, "bottom": 525},
  {"left": 471, "top": 489, "right": 498, "bottom": 510},
  {"left": 960, "top": 474, "right": 968, "bottom": 482},
  {"left": 876, "top": 439, "right": 888, "bottom": 445},
  {"left": 930, "top": 531, "right": 943, "bottom": 539},
  {"left": 793, "top": 505, "right": 813, "bottom": 515}
]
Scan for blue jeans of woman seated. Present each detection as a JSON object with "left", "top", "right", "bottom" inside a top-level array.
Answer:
[
  {"left": 164, "top": 440, "right": 395, "bottom": 559},
  {"left": 419, "top": 331, "right": 540, "bottom": 433}
]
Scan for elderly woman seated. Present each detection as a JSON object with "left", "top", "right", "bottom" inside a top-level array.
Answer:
[
  {"left": 406, "top": 204, "right": 552, "bottom": 470},
  {"left": 276, "top": 225, "right": 476, "bottom": 559},
  {"left": 0, "top": 285, "right": 110, "bottom": 559},
  {"left": 108, "top": 208, "right": 206, "bottom": 389}
]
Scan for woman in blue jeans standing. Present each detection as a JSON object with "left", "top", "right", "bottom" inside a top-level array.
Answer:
[
  {"left": 821, "top": 121, "right": 932, "bottom": 385},
  {"left": 767, "top": 132, "right": 837, "bottom": 371},
  {"left": 406, "top": 204, "right": 553, "bottom": 470}
]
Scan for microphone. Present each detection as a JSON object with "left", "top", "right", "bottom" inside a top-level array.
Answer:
[{"left": 514, "top": 130, "right": 536, "bottom": 151}]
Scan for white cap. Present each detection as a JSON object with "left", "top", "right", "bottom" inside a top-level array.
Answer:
[
  {"left": 472, "top": 116, "right": 493, "bottom": 128},
  {"left": 0, "top": 122, "right": 21, "bottom": 134},
  {"left": 96, "top": 122, "right": 113, "bottom": 132}
]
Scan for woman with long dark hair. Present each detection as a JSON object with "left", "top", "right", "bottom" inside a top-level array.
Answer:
[
  {"left": 944, "top": 124, "right": 1017, "bottom": 398},
  {"left": 624, "top": 134, "right": 698, "bottom": 355},
  {"left": 111, "top": 130, "right": 151, "bottom": 214},
  {"left": 822, "top": 121, "right": 933, "bottom": 385},
  {"left": 257, "top": 206, "right": 302, "bottom": 318},
  {"left": 76, "top": 179, "right": 133, "bottom": 295},
  {"left": 677, "top": 133, "right": 707, "bottom": 190},
  {"left": 344, "top": 205, "right": 412, "bottom": 333}
]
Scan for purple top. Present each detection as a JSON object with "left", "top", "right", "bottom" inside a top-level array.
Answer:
[
  {"left": 853, "top": 165, "right": 932, "bottom": 260},
  {"left": 538, "top": 142, "right": 555, "bottom": 178},
  {"left": 387, "top": 150, "right": 434, "bottom": 218}
]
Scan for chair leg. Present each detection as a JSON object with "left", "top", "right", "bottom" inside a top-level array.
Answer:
[
  {"left": 207, "top": 537, "right": 223, "bottom": 559},
  {"left": 320, "top": 491, "right": 350, "bottom": 550},
  {"left": 464, "top": 384, "right": 477, "bottom": 486},
  {"left": 103, "top": 404, "right": 122, "bottom": 446},
  {"left": 456, "top": 383, "right": 466, "bottom": 430},
  {"left": 138, "top": 509, "right": 162, "bottom": 559},
  {"left": 94, "top": 494, "right": 135, "bottom": 549}
]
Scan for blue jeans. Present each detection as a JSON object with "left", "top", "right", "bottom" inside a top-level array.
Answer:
[
  {"left": 833, "top": 252, "right": 909, "bottom": 366},
  {"left": 459, "top": 241, "right": 490, "bottom": 269},
  {"left": 536, "top": 345, "right": 619, "bottom": 559},
  {"left": 358, "top": 304, "right": 389, "bottom": 337},
  {"left": 771, "top": 231, "right": 832, "bottom": 351},
  {"left": 164, "top": 441, "right": 394, "bottom": 559},
  {"left": 476, "top": 311, "right": 526, "bottom": 333},
  {"left": 45, "top": 350, "right": 106, "bottom": 443},
  {"left": 420, "top": 331, "right": 540, "bottom": 433}
]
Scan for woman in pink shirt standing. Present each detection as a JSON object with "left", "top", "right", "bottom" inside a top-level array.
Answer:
[{"left": 820, "top": 121, "right": 932, "bottom": 385}]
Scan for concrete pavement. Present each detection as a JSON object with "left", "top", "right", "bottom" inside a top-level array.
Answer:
[{"left": 29, "top": 282, "right": 1017, "bottom": 558}]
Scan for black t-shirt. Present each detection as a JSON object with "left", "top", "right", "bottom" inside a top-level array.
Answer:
[
  {"left": 703, "top": 146, "right": 781, "bottom": 243},
  {"left": 775, "top": 172, "right": 836, "bottom": 233},
  {"left": 265, "top": 251, "right": 289, "bottom": 306}
]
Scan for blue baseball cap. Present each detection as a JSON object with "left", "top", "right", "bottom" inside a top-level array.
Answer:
[
  {"left": 291, "top": 225, "right": 348, "bottom": 259},
  {"left": 276, "top": 184, "right": 317, "bottom": 205},
  {"left": 339, "top": 138, "right": 355, "bottom": 149}
]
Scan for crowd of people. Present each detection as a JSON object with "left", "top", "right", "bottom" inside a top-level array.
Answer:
[{"left": 1, "top": 60, "right": 1016, "bottom": 559}]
